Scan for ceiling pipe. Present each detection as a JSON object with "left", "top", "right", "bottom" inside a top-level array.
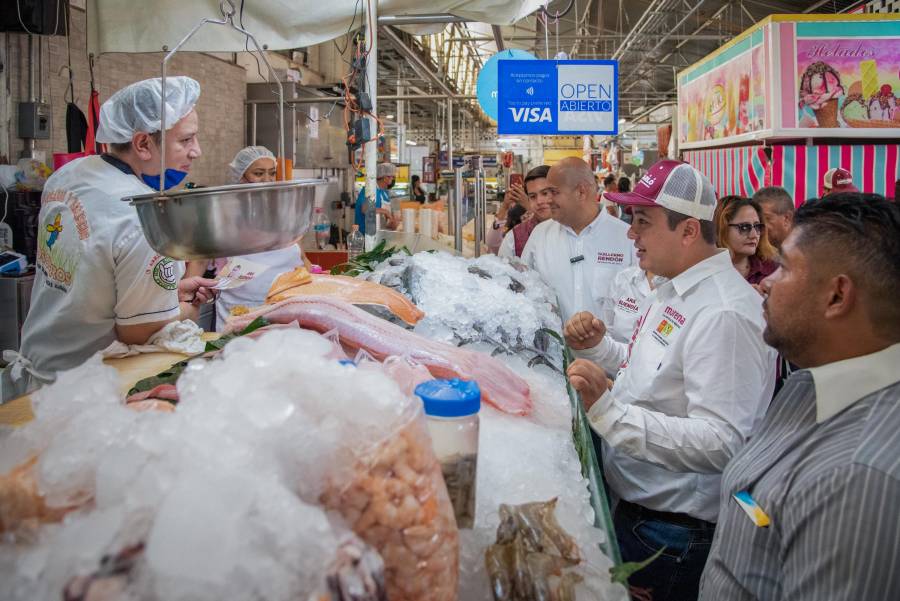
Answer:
[
  {"left": 377, "top": 14, "right": 469, "bottom": 26},
  {"left": 658, "top": 3, "right": 730, "bottom": 65},
  {"left": 612, "top": 0, "right": 672, "bottom": 60},
  {"left": 380, "top": 27, "right": 455, "bottom": 97},
  {"left": 619, "top": 101, "right": 677, "bottom": 134},
  {"left": 620, "top": 0, "right": 710, "bottom": 92},
  {"left": 491, "top": 24, "right": 505, "bottom": 51}
]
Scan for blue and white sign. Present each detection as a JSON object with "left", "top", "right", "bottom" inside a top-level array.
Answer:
[
  {"left": 497, "top": 59, "right": 619, "bottom": 135},
  {"left": 476, "top": 49, "right": 537, "bottom": 121}
]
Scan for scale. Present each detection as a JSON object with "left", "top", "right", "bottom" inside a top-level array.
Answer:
[{"left": 123, "top": 0, "right": 325, "bottom": 261}]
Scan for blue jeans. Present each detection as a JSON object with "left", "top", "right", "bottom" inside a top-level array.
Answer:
[{"left": 614, "top": 501, "right": 715, "bottom": 601}]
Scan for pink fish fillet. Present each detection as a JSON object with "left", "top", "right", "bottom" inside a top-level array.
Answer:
[{"left": 224, "top": 296, "right": 533, "bottom": 416}]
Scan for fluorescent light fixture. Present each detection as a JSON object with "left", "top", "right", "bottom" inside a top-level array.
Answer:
[
  {"left": 405, "top": 140, "right": 418, "bottom": 146},
  {"left": 385, "top": 114, "right": 395, "bottom": 119},
  {"left": 618, "top": 118, "right": 626, "bottom": 124}
]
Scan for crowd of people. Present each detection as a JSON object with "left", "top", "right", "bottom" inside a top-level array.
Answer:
[{"left": 493, "top": 156, "right": 900, "bottom": 601}]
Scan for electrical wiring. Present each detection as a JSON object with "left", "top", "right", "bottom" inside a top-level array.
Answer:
[
  {"left": 333, "top": 0, "right": 363, "bottom": 58},
  {"left": 541, "top": 0, "right": 577, "bottom": 20},
  {"left": 16, "top": 0, "right": 62, "bottom": 36}
]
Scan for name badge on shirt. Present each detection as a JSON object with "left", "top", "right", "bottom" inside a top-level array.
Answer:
[
  {"left": 733, "top": 490, "right": 770, "bottom": 527},
  {"left": 596, "top": 251, "right": 625, "bottom": 265}
]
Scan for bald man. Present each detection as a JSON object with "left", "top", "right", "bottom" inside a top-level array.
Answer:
[{"left": 521, "top": 157, "right": 636, "bottom": 323}]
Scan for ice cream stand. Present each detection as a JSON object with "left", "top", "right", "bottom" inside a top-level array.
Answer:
[{"left": 677, "top": 13, "right": 900, "bottom": 202}]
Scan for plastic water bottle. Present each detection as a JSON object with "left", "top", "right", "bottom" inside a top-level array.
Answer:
[
  {"left": 313, "top": 207, "right": 330, "bottom": 250},
  {"left": 347, "top": 224, "right": 365, "bottom": 260}
]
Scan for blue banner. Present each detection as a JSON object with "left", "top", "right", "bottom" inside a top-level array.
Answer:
[{"left": 498, "top": 59, "right": 619, "bottom": 136}]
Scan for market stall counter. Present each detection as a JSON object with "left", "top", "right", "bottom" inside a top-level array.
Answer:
[{"left": 0, "top": 250, "right": 627, "bottom": 601}]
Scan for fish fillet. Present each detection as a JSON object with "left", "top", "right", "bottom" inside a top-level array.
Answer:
[
  {"left": 225, "top": 296, "right": 532, "bottom": 416},
  {"left": 266, "top": 270, "right": 425, "bottom": 326}
]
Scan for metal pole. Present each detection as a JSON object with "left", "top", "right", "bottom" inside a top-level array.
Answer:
[
  {"left": 397, "top": 76, "right": 405, "bottom": 164},
  {"left": 377, "top": 14, "right": 469, "bottom": 26},
  {"left": 447, "top": 98, "right": 454, "bottom": 172},
  {"left": 251, "top": 103, "right": 257, "bottom": 145},
  {"left": 453, "top": 167, "right": 464, "bottom": 253},
  {"left": 364, "top": 0, "right": 379, "bottom": 246},
  {"left": 474, "top": 167, "right": 485, "bottom": 257}
]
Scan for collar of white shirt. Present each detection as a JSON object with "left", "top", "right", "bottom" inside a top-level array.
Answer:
[
  {"left": 561, "top": 208, "right": 606, "bottom": 238},
  {"left": 657, "top": 248, "right": 733, "bottom": 299},
  {"left": 808, "top": 342, "right": 900, "bottom": 423}
]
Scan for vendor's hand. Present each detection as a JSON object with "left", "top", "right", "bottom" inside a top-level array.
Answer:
[
  {"left": 564, "top": 312, "right": 606, "bottom": 350},
  {"left": 178, "top": 276, "right": 218, "bottom": 306},
  {"left": 567, "top": 359, "right": 609, "bottom": 411}
]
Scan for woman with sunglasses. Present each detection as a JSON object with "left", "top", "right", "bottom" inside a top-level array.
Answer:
[{"left": 716, "top": 196, "right": 779, "bottom": 285}]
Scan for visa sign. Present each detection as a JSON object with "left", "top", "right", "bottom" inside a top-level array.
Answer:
[
  {"left": 498, "top": 59, "right": 618, "bottom": 135},
  {"left": 509, "top": 107, "right": 553, "bottom": 123}
]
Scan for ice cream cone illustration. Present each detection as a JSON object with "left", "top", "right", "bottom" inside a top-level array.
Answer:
[
  {"left": 800, "top": 62, "right": 844, "bottom": 128},
  {"left": 860, "top": 60, "right": 878, "bottom": 99},
  {"left": 815, "top": 99, "right": 840, "bottom": 128}
]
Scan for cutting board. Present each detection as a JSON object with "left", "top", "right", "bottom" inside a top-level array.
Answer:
[{"left": 0, "top": 335, "right": 219, "bottom": 427}]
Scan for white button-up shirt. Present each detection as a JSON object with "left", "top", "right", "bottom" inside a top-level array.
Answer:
[
  {"left": 521, "top": 210, "right": 635, "bottom": 323},
  {"left": 578, "top": 265, "right": 662, "bottom": 377},
  {"left": 585, "top": 250, "right": 776, "bottom": 522}
]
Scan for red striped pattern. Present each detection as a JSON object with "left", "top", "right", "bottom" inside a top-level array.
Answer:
[
  {"left": 768, "top": 144, "right": 900, "bottom": 202},
  {"left": 683, "top": 146, "right": 768, "bottom": 198}
]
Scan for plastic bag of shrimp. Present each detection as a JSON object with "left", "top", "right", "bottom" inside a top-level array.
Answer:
[{"left": 320, "top": 400, "right": 459, "bottom": 601}]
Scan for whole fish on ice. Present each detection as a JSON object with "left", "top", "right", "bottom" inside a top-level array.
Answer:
[
  {"left": 224, "top": 296, "right": 533, "bottom": 416},
  {"left": 266, "top": 269, "right": 425, "bottom": 326}
]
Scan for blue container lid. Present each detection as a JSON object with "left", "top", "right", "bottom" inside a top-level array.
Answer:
[
  {"left": 338, "top": 359, "right": 356, "bottom": 367},
  {"left": 415, "top": 378, "right": 481, "bottom": 418}
]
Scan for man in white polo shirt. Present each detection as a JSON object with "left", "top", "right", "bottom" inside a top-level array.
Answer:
[
  {"left": 566, "top": 159, "right": 776, "bottom": 601},
  {"left": 521, "top": 157, "right": 635, "bottom": 323}
]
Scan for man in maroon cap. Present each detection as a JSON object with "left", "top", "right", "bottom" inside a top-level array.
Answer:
[
  {"left": 823, "top": 167, "right": 859, "bottom": 196},
  {"left": 564, "top": 159, "right": 776, "bottom": 601}
]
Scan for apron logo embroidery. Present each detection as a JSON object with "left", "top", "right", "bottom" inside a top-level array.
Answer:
[
  {"left": 153, "top": 258, "right": 178, "bottom": 291},
  {"left": 37, "top": 206, "right": 83, "bottom": 293}
]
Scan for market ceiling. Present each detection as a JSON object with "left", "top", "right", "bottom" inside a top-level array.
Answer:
[{"left": 375, "top": 0, "right": 862, "bottom": 130}]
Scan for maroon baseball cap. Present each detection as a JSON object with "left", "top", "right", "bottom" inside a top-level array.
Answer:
[
  {"left": 605, "top": 159, "right": 717, "bottom": 221},
  {"left": 823, "top": 168, "right": 858, "bottom": 194}
]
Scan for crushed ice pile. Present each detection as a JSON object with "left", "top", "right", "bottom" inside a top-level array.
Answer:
[
  {"left": 0, "top": 328, "right": 414, "bottom": 601},
  {"left": 363, "top": 252, "right": 563, "bottom": 358},
  {"left": 455, "top": 343, "right": 629, "bottom": 601}
]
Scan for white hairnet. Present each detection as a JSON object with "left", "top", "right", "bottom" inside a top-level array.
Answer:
[
  {"left": 228, "top": 146, "right": 276, "bottom": 183},
  {"left": 95, "top": 76, "right": 201, "bottom": 144},
  {"left": 376, "top": 162, "right": 396, "bottom": 178}
]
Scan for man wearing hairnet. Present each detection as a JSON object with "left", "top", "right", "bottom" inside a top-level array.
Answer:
[
  {"left": 2, "top": 77, "right": 217, "bottom": 401},
  {"left": 355, "top": 162, "right": 398, "bottom": 234}
]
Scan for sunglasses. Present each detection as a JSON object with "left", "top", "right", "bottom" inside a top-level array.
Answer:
[{"left": 728, "top": 222, "right": 765, "bottom": 235}]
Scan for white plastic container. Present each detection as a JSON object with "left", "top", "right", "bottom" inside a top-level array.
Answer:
[{"left": 415, "top": 378, "right": 481, "bottom": 528}]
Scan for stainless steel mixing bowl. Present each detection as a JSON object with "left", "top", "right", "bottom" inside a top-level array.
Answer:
[{"left": 123, "top": 179, "right": 326, "bottom": 260}]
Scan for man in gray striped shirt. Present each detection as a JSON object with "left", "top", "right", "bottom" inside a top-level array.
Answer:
[{"left": 699, "top": 192, "right": 900, "bottom": 600}]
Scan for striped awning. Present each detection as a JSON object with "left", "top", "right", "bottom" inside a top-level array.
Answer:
[
  {"left": 682, "top": 146, "right": 768, "bottom": 199},
  {"left": 770, "top": 145, "right": 900, "bottom": 204}
]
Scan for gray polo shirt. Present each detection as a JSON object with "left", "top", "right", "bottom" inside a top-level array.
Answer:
[{"left": 699, "top": 343, "right": 900, "bottom": 601}]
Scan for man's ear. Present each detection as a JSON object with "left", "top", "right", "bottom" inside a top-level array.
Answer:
[
  {"left": 132, "top": 132, "right": 154, "bottom": 161},
  {"left": 680, "top": 217, "right": 703, "bottom": 245},
  {"left": 823, "top": 274, "right": 856, "bottom": 320}
]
